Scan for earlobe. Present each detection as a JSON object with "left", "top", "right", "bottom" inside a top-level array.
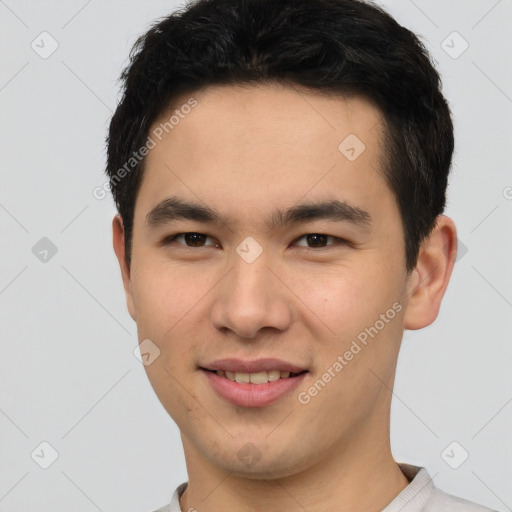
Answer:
[
  {"left": 112, "top": 214, "right": 137, "bottom": 321},
  {"left": 403, "top": 215, "right": 458, "bottom": 330}
]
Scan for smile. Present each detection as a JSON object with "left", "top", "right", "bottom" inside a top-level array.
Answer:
[
  {"left": 201, "top": 368, "right": 308, "bottom": 407},
  {"left": 207, "top": 369, "right": 307, "bottom": 385}
]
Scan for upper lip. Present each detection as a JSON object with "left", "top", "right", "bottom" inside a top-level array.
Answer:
[{"left": 201, "top": 358, "right": 308, "bottom": 374}]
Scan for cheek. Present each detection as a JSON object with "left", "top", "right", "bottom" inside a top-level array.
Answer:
[
  {"left": 132, "top": 264, "right": 206, "bottom": 416},
  {"left": 131, "top": 262, "right": 211, "bottom": 374},
  {"left": 295, "top": 264, "right": 404, "bottom": 365},
  {"left": 293, "top": 266, "right": 376, "bottom": 333},
  {"left": 131, "top": 260, "right": 197, "bottom": 332}
]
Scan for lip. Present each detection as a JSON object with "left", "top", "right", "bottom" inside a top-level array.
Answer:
[
  {"left": 201, "top": 358, "right": 307, "bottom": 373},
  {"left": 202, "top": 369, "right": 308, "bottom": 407}
]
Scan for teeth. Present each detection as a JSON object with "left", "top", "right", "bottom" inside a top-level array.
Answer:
[
  {"left": 268, "top": 370, "right": 281, "bottom": 382},
  {"left": 215, "top": 369, "right": 300, "bottom": 384},
  {"left": 235, "top": 372, "right": 250, "bottom": 383}
]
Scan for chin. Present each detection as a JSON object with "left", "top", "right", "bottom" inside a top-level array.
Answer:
[{"left": 202, "top": 441, "right": 309, "bottom": 480}]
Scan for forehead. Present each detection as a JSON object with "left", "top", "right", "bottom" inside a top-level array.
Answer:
[
  {"left": 136, "top": 83, "right": 392, "bottom": 230},
  {"left": 154, "top": 82, "right": 385, "bottom": 152}
]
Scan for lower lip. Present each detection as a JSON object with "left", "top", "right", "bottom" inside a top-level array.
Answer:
[{"left": 202, "top": 369, "right": 308, "bottom": 407}]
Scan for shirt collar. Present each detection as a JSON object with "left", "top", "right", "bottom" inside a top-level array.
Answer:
[
  {"left": 166, "top": 463, "right": 434, "bottom": 512},
  {"left": 381, "top": 463, "right": 435, "bottom": 512}
]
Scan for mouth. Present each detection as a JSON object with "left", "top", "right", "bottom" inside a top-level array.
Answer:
[
  {"left": 200, "top": 360, "right": 310, "bottom": 407},
  {"left": 200, "top": 368, "right": 308, "bottom": 385},
  {"left": 199, "top": 358, "right": 310, "bottom": 407}
]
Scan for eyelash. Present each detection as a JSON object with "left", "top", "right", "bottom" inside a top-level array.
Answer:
[{"left": 161, "top": 232, "right": 349, "bottom": 250}]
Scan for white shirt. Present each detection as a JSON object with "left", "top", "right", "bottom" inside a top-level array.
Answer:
[{"left": 153, "top": 463, "right": 498, "bottom": 512}]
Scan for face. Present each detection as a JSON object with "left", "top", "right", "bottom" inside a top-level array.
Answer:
[{"left": 115, "top": 83, "right": 419, "bottom": 479}]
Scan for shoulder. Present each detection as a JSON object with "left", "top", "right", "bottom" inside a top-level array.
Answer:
[
  {"left": 394, "top": 463, "right": 499, "bottom": 512},
  {"left": 423, "top": 487, "right": 499, "bottom": 512}
]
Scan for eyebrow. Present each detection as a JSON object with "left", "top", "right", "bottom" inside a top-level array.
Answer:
[{"left": 145, "top": 195, "right": 372, "bottom": 231}]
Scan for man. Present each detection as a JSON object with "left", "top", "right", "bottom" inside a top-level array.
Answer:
[{"left": 106, "top": 0, "right": 498, "bottom": 510}]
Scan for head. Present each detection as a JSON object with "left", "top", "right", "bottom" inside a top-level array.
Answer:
[{"left": 108, "top": 0, "right": 457, "bottom": 479}]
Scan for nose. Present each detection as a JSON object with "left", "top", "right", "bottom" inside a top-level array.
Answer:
[{"left": 210, "top": 251, "right": 293, "bottom": 340}]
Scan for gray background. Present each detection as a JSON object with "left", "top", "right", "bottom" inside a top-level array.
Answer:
[{"left": 0, "top": 1, "right": 511, "bottom": 511}]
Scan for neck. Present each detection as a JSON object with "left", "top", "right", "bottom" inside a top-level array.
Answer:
[{"left": 179, "top": 422, "right": 410, "bottom": 512}]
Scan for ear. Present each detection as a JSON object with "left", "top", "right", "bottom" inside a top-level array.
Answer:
[
  {"left": 403, "top": 215, "right": 458, "bottom": 330},
  {"left": 112, "top": 214, "right": 136, "bottom": 321}
]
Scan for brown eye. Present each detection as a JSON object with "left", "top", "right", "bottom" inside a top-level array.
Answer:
[
  {"left": 164, "top": 232, "right": 218, "bottom": 247},
  {"left": 294, "top": 234, "right": 346, "bottom": 248}
]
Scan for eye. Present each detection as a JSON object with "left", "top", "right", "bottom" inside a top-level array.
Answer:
[
  {"left": 162, "top": 232, "right": 349, "bottom": 250},
  {"left": 293, "top": 233, "right": 347, "bottom": 249},
  {"left": 163, "top": 232, "right": 219, "bottom": 248}
]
